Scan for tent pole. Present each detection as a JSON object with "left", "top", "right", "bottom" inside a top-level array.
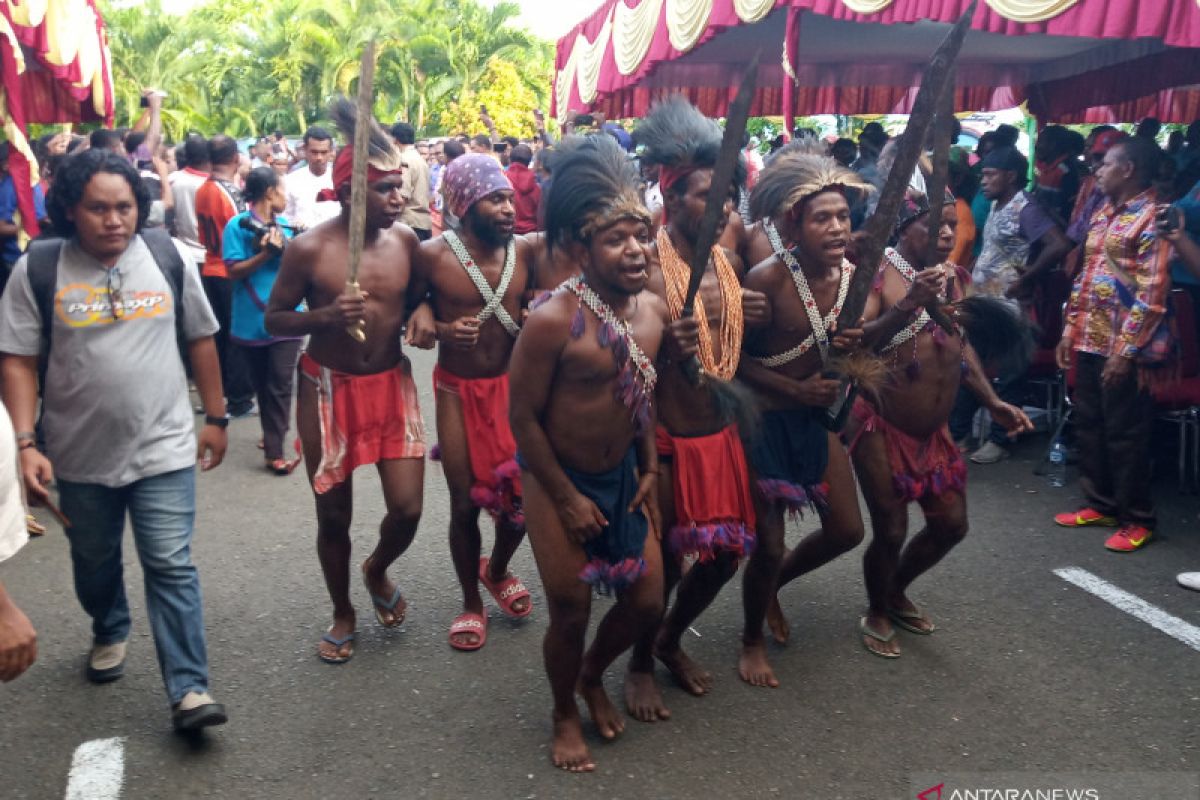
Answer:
[{"left": 782, "top": 7, "right": 801, "bottom": 141}]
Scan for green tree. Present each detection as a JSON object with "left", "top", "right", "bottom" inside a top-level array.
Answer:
[{"left": 98, "top": 0, "right": 553, "bottom": 141}]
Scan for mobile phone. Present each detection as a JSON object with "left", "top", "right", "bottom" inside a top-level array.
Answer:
[{"left": 1158, "top": 205, "right": 1182, "bottom": 234}]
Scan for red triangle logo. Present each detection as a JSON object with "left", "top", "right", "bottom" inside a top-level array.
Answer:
[{"left": 918, "top": 784, "right": 944, "bottom": 800}]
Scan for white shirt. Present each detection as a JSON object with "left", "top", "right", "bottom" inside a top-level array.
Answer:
[
  {"left": 284, "top": 166, "right": 341, "bottom": 230},
  {"left": 0, "top": 403, "right": 28, "bottom": 563},
  {"left": 170, "top": 168, "right": 209, "bottom": 265}
]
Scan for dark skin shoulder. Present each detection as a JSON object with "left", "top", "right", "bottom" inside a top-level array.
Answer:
[
  {"left": 740, "top": 221, "right": 775, "bottom": 271},
  {"left": 523, "top": 231, "right": 580, "bottom": 295}
]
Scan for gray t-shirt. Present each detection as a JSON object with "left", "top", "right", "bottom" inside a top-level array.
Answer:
[{"left": 0, "top": 235, "right": 219, "bottom": 487}]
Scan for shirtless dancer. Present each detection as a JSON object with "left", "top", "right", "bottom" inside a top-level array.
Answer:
[
  {"left": 852, "top": 188, "right": 1031, "bottom": 657},
  {"left": 510, "top": 134, "right": 686, "bottom": 772},
  {"left": 413, "top": 154, "right": 535, "bottom": 651},
  {"left": 622, "top": 98, "right": 765, "bottom": 721},
  {"left": 265, "top": 102, "right": 425, "bottom": 664},
  {"left": 737, "top": 151, "right": 873, "bottom": 687}
]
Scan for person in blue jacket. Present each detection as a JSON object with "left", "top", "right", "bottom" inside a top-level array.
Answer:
[{"left": 222, "top": 167, "right": 302, "bottom": 474}]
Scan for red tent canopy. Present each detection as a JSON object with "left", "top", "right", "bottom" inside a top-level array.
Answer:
[
  {"left": 1, "top": 0, "right": 114, "bottom": 237},
  {"left": 553, "top": 0, "right": 1200, "bottom": 126},
  {"left": 1054, "top": 86, "right": 1200, "bottom": 126}
]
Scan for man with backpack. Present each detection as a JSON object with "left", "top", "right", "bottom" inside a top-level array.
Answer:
[{"left": 0, "top": 148, "right": 230, "bottom": 731}]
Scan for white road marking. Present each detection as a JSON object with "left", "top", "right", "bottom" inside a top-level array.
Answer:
[
  {"left": 65, "top": 737, "right": 125, "bottom": 800},
  {"left": 1054, "top": 567, "right": 1200, "bottom": 652}
]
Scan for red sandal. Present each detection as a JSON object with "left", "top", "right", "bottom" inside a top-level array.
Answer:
[
  {"left": 479, "top": 557, "right": 533, "bottom": 619},
  {"left": 449, "top": 611, "right": 487, "bottom": 651}
]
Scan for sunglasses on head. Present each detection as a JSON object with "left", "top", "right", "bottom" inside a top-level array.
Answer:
[{"left": 107, "top": 267, "right": 123, "bottom": 320}]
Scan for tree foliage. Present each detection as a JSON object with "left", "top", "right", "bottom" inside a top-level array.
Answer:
[{"left": 99, "top": 0, "right": 554, "bottom": 141}]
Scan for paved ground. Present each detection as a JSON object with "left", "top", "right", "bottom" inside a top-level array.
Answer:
[{"left": 2, "top": 347, "right": 1199, "bottom": 799}]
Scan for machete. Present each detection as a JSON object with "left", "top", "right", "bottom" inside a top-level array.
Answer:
[{"left": 821, "top": 0, "right": 976, "bottom": 429}]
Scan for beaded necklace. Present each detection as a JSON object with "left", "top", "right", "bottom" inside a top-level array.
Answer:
[
  {"left": 880, "top": 248, "right": 963, "bottom": 380},
  {"left": 564, "top": 275, "right": 657, "bottom": 430},
  {"left": 656, "top": 227, "right": 743, "bottom": 381},
  {"left": 754, "top": 221, "right": 853, "bottom": 368},
  {"left": 880, "top": 247, "right": 935, "bottom": 354},
  {"left": 443, "top": 230, "right": 520, "bottom": 337}
]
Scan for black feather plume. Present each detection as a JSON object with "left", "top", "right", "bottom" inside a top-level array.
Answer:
[{"left": 954, "top": 295, "right": 1034, "bottom": 374}]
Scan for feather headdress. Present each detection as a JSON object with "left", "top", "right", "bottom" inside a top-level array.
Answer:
[
  {"left": 635, "top": 96, "right": 745, "bottom": 201},
  {"left": 749, "top": 145, "right": 872, "bottom": 223},
  {"left": 543, "top": 134, "right": 650, "bottom": 252},
  {"left": 328, "top": 96, "right": 403, "bottom": 174}
]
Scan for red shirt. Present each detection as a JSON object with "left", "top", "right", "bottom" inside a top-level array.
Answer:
[
  {"left": 195, "top": 177, "right": 242, "bottom": 278},
  {"left": 507, "top": 162, "right": 541, "bottom": 235}
]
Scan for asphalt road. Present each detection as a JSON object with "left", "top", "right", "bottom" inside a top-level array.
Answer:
[{"left": 2, "top": 346, "right": 1199, "bottom": 799}]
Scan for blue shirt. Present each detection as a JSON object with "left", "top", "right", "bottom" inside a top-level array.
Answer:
[
  {"left": 0, "top": 175, "right": 21, "bottom": 266},
  {"left": 1170, "top": 180, "right": 1200, "bottom": 287},
  {"left": 221, "top": 211, "right": 298, "bottom": 344}
]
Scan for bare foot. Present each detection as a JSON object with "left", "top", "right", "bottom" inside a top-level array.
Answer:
[
  {"left": 362, "top": 558, "right": 407, "bottom": 627},
  {"left": 861, "top": 612, "right": 900, "bottom": 657},
  {"left": 738, "top": 640, "right": 780, "bottom": 688},
  {"left": 317, "top": 613, "right": 356, "bottom": 662},
  {"left": 577, "top": 679, "right": 625, "bottom": 740},
  {"left": 551, "top": 712, "right": 595, "bottom": 772},
  {"left": 766, "top": 595, "right": 790, "bottom": 645},
  {"left": 654, "top": 643, "right": 713, "bottom": 696},
  {"left": 624, "top": 667, "right": 670, "bottom": 722}
]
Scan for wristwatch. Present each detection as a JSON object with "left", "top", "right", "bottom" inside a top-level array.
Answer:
[{"left": 204, "top": 415, "right": 229, "bottom": 429}]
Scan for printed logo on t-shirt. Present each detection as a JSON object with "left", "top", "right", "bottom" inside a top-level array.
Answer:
[{"left": 54, "top": 282, "right": 172, "bottom": 328}]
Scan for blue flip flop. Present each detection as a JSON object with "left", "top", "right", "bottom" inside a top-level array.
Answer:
[
  {"left": 318, "top": 629, "right": 356, "bottom": 664},
  {"left": 368, "top": 585, "right": 406, "bottom": 628}
]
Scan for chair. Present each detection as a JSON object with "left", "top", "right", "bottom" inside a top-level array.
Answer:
[
  {"left": 1156, "top": 288, "right": 1200, "bottom": 492},
  {"left": 1026, "top": 269, "right": 1073, "bottom": 433}
]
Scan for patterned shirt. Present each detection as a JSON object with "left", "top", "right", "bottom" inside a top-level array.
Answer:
[
  {"left": 1065, "top": 189, "right": 1171, "bottom": 359},
  {"left": 971, "top": 190, "right": 1055, "bottom": 303}
]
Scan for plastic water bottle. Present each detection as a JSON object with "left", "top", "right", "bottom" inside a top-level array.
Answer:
[{"left": 1048, "top": 439, "right": 1068, "bottom": 487}]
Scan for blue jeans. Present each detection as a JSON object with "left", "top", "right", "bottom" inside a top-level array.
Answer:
[{"left": 58, "top": 466, "right": 210, "bottom": 706}]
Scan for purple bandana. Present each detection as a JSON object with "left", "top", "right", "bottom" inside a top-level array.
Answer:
[{"left": 443, "top": 154, "right": 512, "bottom": 219}]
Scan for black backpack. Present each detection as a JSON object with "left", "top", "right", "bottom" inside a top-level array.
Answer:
[{"left": 25, "top": 228, "right": 187, "bottom": 359}]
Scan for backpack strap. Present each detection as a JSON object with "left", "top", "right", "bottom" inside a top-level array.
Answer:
[
  {"left": 140, "top": 228, "right": 187, "bottom": 357},
  {"left": 25, "top": 237, "right": 65, "bottom": 351}
]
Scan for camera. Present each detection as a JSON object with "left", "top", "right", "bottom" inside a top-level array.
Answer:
[{"left": 238, "top": 215, "right": 285, "bottom": 255}]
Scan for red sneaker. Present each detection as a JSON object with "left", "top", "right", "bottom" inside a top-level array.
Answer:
[
  {"left": 1053, "top": 508, "right": 1118, "bottom": 528},
  {"left": 1104, "top": 526, "right": 1153, "bottom": 552}
]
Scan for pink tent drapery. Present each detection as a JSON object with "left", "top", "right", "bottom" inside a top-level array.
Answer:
[
  {"left": 553, "top": 0, "right": 1200, "bottom": 124},
  {"left": 1054, "top": 87, "right": 1200, "bottom": 126},
  {"left": 1, "top": 1, "right": 115, "bottom": 237}
]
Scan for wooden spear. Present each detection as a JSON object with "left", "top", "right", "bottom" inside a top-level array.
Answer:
[
  {"left": 820, "top": 1, "right": 976, "bottom": 429},
  {"left": 923, "top": 64, "right": 957, "bottom": 274},
  {"left": 345, "top": 39, "right": 377, "bottom": 343},
  {"left": 832, "top": 1, "right": 976, "bottom": 341}
]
